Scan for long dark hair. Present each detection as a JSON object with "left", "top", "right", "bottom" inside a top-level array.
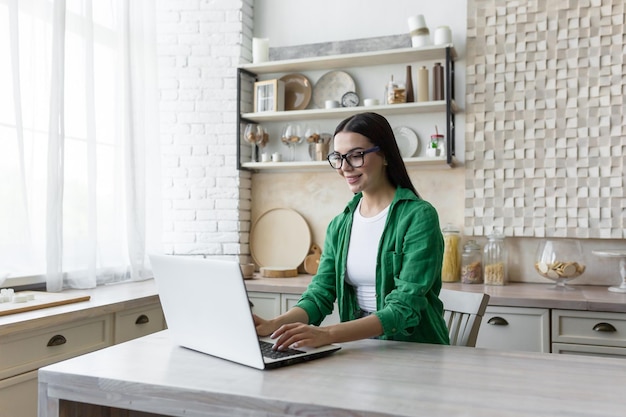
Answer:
[{"left": 334, "top": 112, "right": 420, "bottom": 198}]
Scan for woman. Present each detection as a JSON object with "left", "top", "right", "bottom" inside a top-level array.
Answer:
[{"left": 254, "top": 112, "right": 449, "bottom": 350}]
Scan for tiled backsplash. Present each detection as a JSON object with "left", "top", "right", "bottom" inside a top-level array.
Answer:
[{"left": 465, "top": 0, "right": 625, "bottom": 239}]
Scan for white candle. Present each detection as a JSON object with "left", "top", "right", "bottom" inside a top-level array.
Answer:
[{"left": 252, "top": 37, "right": 269, "bottom": 63}]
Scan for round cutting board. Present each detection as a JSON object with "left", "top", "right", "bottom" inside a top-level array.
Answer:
[{"left": 250, "top": 208, "right": 312, "bottom": 270}]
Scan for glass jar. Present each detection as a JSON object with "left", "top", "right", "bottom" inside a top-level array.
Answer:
[
  {"left": 441, "top": 224, "right": 461, "bottom": 282},
  {"left": 483, "top": 232, "right": 508, "bottom": 285},
  {"left": 461, "top": 240, "right": 483, "bottom": 284}
]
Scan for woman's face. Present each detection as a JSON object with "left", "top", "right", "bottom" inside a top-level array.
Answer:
[{"left": 332, "top": 131, "right": 387, "bottom": 195}]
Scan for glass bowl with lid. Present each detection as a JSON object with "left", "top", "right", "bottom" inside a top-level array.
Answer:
[{"left": 534, "top": 239, "right": 586, "bottom": 289}]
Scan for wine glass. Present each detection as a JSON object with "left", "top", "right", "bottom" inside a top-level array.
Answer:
[
  {"left": 257, "top": 125, "right": 269, "bottom": 160},
  {"left": 280, "top": 123, "right": 303, "bottom": 161},
  {"left": 243, "top": 123, "right": 263, "bottom": 162}
]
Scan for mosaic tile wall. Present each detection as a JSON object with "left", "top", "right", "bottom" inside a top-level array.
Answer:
[{"left": 465, "top": 0, "right": 625, "bottom": 239}]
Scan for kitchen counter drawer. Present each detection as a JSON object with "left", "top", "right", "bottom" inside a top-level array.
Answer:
[
  {"left": 0, "top": 315, "right": 112, "bottom": 380},
  {"left": 114, "top": 302, "right": 166, "bottom": 344},
  {"left": 552, "top": 309, "right": 626, "bottom": 348},
  {"left": 552, "top": 342, "right": 626, "bottom": 358},
  {"left": 476, "top": 306, "right": 550, "bottom": 352}
]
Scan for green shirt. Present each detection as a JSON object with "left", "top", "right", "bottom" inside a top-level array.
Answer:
[{"left": 295, "top": 187, "right": 450, "bottom": 345}]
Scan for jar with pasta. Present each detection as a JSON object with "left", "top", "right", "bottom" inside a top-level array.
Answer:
[
  {"left": 441, "top": 224, "right": 461, "bottom": 282},
  {"left": 461, "top": 240, "right": 483, "bottom": 284},
  {"left": 483, "top": 232, "right": 508, "bottom": 285}
]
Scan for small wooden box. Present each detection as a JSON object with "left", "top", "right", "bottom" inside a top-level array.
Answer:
[{"left": 253, "top": 79, "right": 285, "bottom": 112}]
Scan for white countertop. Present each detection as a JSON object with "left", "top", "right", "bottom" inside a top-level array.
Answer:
[
  {"left": 245, "top": 275, "right": 626, "bottom": 313},
  {"left": 2, "top": 277, "right": 625, "bottom": 338},
  {"left": 0, "top": 279, "right": 160, "bottom": 336}
]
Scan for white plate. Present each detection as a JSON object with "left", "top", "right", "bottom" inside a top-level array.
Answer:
[
  {"left": 393, "top": 126, "right": 419, "bottom": 158},
  {"left": 250, "top": 208, "right": 311, "bottom": 269},
  {"left": 312, "top": 71, "right": 356, "bottom": 109}
]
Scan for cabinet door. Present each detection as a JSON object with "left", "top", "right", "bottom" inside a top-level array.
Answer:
[
  {"left": 247, "top": 291, "right": 281, "bottom": 319},
  {"left": 475, "top": 306, "right": 550, "bottom": 353},
  {"left": 0, "top": 370, "right": 38, "bottom": 417},
  {"left": 114, "top": 303, "right": 167, "bottom": 344},
  {"left": 282, "top": 294, "right": 340, "bottom": 326}
]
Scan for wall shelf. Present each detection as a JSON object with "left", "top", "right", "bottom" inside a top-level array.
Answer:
[
  {"left": 239, "top": 44, "right": 457, "bottom": 75},
  {"left": 242, "top": 156, "right": 457, "bottom": 173},
  {"left": 241, "top": 100, "right": 459, "bottom": 123},
  {"left": 237, "top": 45, "right": 458, "bottom": 170}
]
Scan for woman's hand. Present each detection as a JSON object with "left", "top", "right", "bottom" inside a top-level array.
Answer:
[
  {"left": 269, "top": 322, "right": 332, "bottom": 350},
  {"left": 252, "top": 314, "right": 280, "bottom": 337}
]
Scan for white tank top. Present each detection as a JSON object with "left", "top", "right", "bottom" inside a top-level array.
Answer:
[{"left": 345, "top": 199, "right": 390, "bottom": 312}]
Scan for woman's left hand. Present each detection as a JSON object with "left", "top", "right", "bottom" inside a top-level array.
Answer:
[{"left": 270, "top": 322, "right": 332, "bottom": 350}]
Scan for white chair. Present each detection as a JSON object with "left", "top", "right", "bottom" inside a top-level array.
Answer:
[{"left": 439, "top": 288, "right": 490, "bottom": 347}]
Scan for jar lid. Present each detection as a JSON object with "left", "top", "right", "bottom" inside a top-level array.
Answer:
[
  {"left": 442, "top": 223, "right": 460, "bottom": 233},
  {"left": 463, "top": 240, "right": 481, "bottom": 251},
  {"left": 487, "top": 230, "right": 505, "bottom": 240}
]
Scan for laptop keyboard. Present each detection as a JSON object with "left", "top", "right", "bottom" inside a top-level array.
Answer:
[{"left": 259, "top": 340, "right": 304, "bottom": 359}]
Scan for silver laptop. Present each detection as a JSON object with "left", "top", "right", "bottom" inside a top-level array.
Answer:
[{"left": 149, "top": 254, "right": 341, "bottom": 370}]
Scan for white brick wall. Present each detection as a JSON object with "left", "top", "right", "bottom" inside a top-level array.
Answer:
[{"left": 157, "top": 0, "right": 253, "bottom": 259}]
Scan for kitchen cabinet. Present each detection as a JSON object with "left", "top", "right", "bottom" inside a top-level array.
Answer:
[
  {"left": 237, "top": 45, "right": 458, "bottom": 172},
  {"left": 0, "top": 283, "right": 165, "bottom": 417},
  {"left": 0, "top": 370, "right": 37, "bottom": 417},
  {"left": 475, "top": 306, "right": 551, "bottom": 353},
  {"left": 114, "top": 302, "right": 167, "bottom": 344},
  {"left": 551, "top": 309, "right": 626, "bottom": 358},
  {"left": 248, "top": 291, "right": 281, "bottom": 319},
  {"left": 0, "top": 315, "right": 113, "bottom": 381},
  {"left": 248, "top": 291, "right": 340, "bottom": 326}
]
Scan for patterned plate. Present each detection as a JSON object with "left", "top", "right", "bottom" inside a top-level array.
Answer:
[{"left": 312, "top": 71, "right": 356, "bottom": 109}]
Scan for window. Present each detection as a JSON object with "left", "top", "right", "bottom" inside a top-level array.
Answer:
[{"left": 0, "top": 0, "right": 160, "bottom": 290}]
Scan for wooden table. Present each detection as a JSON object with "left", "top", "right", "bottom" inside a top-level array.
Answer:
[{"left": 38, "top": 330, "right": 626, "bottom": 417}]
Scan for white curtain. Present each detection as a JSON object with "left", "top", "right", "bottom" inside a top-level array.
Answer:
[{"left": 0, "top": 0, "right": 160, "bottom": 291}]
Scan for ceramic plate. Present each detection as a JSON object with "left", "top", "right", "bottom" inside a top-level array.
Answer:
[
  {"left": 312, "top": 71, "right": 356, "bottom": 109},
  {"left": 279, "top": 73, "right": 312, "bottom": 110},
  {"left": 250, "top": 208, "right": 311, "bottom": 269},
  {"left": 393, "top": 126, "right": 419, "bottom": 158}
]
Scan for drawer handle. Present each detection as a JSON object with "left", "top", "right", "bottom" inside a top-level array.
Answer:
[
  {"left": 487, "top": 317, "right": 509, "bottom": 326},
  {"left": 592, "top": 322, "right": 617, "bottom": 333},
  {"left": 135, "top": 314, "right": 150, "bottom": 325},
  {"left": 47, "top": 334, "right": 67, "bottom": 347}
]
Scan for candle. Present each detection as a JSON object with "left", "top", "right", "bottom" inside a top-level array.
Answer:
[{"left": 252, "top": 37, "right": 269, "bottom": 63}]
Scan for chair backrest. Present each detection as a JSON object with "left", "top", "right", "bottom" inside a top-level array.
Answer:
[{"left": 439, "top": 288, "right": 490, "bottom": 347}]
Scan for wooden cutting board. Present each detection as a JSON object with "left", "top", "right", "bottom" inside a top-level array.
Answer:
[
  {"left": 303, "top": 243, "right": 322, "bottom": 275},
  {"left": 260, "top": 267, "right": 299, "bottom": 278},
  {"left": 0, "top": 291, "right": 91, "bottom": 317}
]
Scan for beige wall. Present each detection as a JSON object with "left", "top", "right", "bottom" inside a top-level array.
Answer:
[{"left": 251, "top": 168, "right": 465, "bottom": 256}]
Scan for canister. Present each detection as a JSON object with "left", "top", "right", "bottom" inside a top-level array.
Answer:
[
  {"left": 441, "top": 224, "right": 461, "bottom": 282},
  {"left": 461, "top": 240, "right": 483, "bottom": 284},
  {"left": 483, "top": 232, "right": 508, "bottom": 285}
]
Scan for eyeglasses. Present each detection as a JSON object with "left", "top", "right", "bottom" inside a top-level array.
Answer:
[{"left": 327, "top": 146, "right": 380, "bottom": 169}]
